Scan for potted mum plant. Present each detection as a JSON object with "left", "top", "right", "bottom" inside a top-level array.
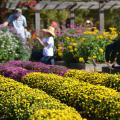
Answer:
[
  {"left": 55, "top": 27, "right": 115, "bottom": 69},
  {"left": 61, "top": 36, "right": 86, "bottom": 69}
]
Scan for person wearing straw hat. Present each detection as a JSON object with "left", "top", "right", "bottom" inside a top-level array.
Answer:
[{"left": 36, "top": 26, "right": 55, "bottom": 65}]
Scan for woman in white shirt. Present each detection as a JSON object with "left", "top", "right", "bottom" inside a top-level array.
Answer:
[{"left": 36, "top": 26, "right": 55, "bottom": 65}]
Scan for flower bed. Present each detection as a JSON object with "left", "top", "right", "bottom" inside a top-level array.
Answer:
[
  {"left": 55, "top": 27, "right": 117, "bottom": 64},
  {"left": 0, "top": 75, "right": 83, "bottom": 120},
  {"left": 0, "top": 65, "right": 30, "bottom": 81},
  {"left": 5, "top": 60, "right": 69, "bottom": 76},
  {"left": 22, "top": 72, "right": 120, "bottom": 120},
  {"left": 2, "top": 60, "right": 120, "bottom": 92},
  {"left": 0, "top": 30, "right": 30, "bottom": 63},
  {"left": 64, "top": 69, "right": 120, "bottom": 91},
  {"left": 1, "top": 60, "right": 120, "bottom": 119}
]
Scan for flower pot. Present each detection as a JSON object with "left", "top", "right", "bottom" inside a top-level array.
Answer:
[
  {"left": 55, "top": 61, "right": 65, "bottom": 66},
  {"left": 67, "top": 62, "right": 85, "bottom": 69}
]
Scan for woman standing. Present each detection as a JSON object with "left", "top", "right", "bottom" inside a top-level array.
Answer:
[{"left": 36, "top": 26, "right": 55, "bottom": 65}]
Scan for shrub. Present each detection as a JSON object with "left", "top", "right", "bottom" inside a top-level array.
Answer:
[
  {"left": 5, "top": 60, "right": 69, "bottom": 76},
  {"left": 5, "top": 60, "right": 48, "bottom": 71},
  {"left": 55, "top": 28, "right": 116, "bottom": 63},
  {"left": 48, "top": 65, "right": 68, "bottom": 76},
  {"left": 28, "top": 109, "right": 84, "bottom": 120},
  {"left": 0, "top": 75, "right": 83, "bottom": 120},
  {"left": 64, "top": 69, "right": 120, "bottom": 91},
  {"left": 0, "top": 65, "right": 30, "bottom": 81},
  {"left": 0, "top": 30, "right": 31, "bottom": 63},
  {"left": 3, "top": 60, "right": 120, "bottom": 92},
  {"left": 22, "top": 72, "right": 120, "bottom": 119}
]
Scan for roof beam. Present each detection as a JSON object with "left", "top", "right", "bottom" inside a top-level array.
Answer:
[
  {"left": 42, "top": 4, "right": 48, "bottom": 9},
  {"left": 54, "top": 3, "right": 61, "bottom": 9},
  {"left": 34, "top": 1, "right": 120, "bottom": 10},
  {"left": 45, "top": 2, "right": 60, "bottom": 9},
  {"left": 0, "top": 1, "right": 120, "bottom": 10},
  {"left": 102, "top": 1, "right": 119, "bottom": 10},
  {"left": 71, "top": 2, "right": 84, "bottom": 10},
  {"left": 55, "top": 2, "right": 74, "bottom": 10},
  {"left": 6, "top": 0, "right": 20, "bottom": 9},
  {"left": 35, "top": 2, "right": 48, "bottom": 10},
  {"left": 67, "top": 3, "right": 77, "bottom": 10},
  {"left": 88, "top": 4, "right": 95, "bottom": 9},
  {"left": 0, "top": 1, "right": 18, "bottom": 9},
  {"left": 112, "top": 5, "right": 120, "bottom": 10},
  {"left": 109, "top": 3, "right": 118, "bottom": 9}
]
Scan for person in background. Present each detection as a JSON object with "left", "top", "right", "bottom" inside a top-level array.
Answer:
[
  {"left": 51, "top": 21, "right": 58, "bottom": 28},
  {"left": 85, "top": 19, "right": 93, "bottom": 31},
  {"left": 25, "top": 28, "right": 31, "bottom": 39},
  {"left": 105, "top": 37, "right": 120, "bottom": 68},
  {"left": 36, "top": 26, "right": 55, "bottom": 65},
  {"left": 0, "top": 8, "right": 28, "bottom": 44},
  {"left": 51, "top": 21, "right": 61, "bottom": 35}
]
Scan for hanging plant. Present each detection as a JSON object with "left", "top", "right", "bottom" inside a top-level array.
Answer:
[{"left": 17, "top": 0, "right": 37, "bottom": 9}]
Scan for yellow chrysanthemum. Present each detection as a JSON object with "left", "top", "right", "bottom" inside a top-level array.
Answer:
[
  {"left": 74, "top": 48, "right": 78, "bottom": 51},
  {"left": 99, "top": 48, "right": 104, "bottom": 53},
  {"left": 92, "top": 56, "right": 97, "bottom": 59},
  {"left": 68, "top": 46, "right": 73, "bottom": 49},
  {"left": 72, "top": 43, "right": 77, "bottom": 46},
  {"left": 79, "top": 57, "right": 84, "bottom": 62},
  {"left": 69, "top": 50, "right": 73, "bottom": 53},
  {"left": 58, "top": 52, "right": 63, "bottom": 56}
]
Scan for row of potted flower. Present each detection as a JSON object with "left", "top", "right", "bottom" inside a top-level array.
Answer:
[{"left": 55, "top": 27, "right": 118, "bottom": 64}]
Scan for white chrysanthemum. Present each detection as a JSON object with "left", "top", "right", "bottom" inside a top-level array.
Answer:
[{"left": 0, "top": 30, "right": 31, "bottom": 62}]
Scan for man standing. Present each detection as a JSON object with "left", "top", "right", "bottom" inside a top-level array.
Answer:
[{"left": 0, "top": 8, "right": 27, "bottom": 44}]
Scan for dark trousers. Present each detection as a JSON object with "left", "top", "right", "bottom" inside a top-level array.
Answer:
[
  {"left": 105, "top": 40, "right": 120, "bottom": 63},
  {"left": 30, "top": 49, "right": 43, "bottom": 61},
  {"left": 40, "top": 56, "right": 55, "bottom": 65}
]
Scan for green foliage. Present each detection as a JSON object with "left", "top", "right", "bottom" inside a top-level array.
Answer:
[
  {"left": 0, "top": 30, "right": 31, "bottom": 63},
  {"left": 105, "top": 9, "right": 120, "bottom": 31},
  {"left": 56, "top": 10, "right": 69, "bottom": 23},
  {"left": 75, "top": 9, "right": 90, "bottom": 25},
  {"left": 41, "top": 10, "right": 58, "bottom": 25},
  {"left": 41, "top": 10, "right": 69, "bottom": 27},
  {"left": 77, "top": 34, "right": 109, "bottom": 63}
]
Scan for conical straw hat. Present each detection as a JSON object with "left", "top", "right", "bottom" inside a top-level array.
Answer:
[{"left": 42, "top": 26, "right": 55, "bottom": 37}]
